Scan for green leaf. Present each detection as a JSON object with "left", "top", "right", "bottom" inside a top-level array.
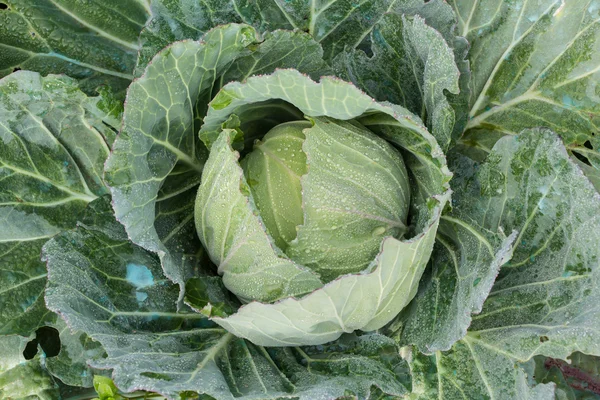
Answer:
[
  {"left": 334, "top": 13, "right": 461, "bottom": 150},
  {"left": 0, "top": 336, "right": 59, "bottom": 400},
  {"left": 43, "top": 197, "right": 410, "bottom": 399},
  {"left": 93, "top": 376, "right": 122, "bottom": 400},
  {"left": 45, "top": 318, "right": 106, "bottom": 388},
  {"left": 0, "top": 0, "right": 150, "bottom": 95},
  {"left": 392, "top": 141, "right": 525, "bottom": 353},
  {"left": 467, "top": 130, "right": 600, "bottom": 360},
  {"left": 240, "top": 120, "right": 310, "bottom": 251},
  {"left": 184, "top": 277, "right": 238, "bottom": 318},
  {"left": 135, "top": 0, "right": 245, "bottom": 75},
  {"left": 220, "top": 29, "right": 333, "bottom": 84},
  {"left": 141, "top": 0, "right": 363, "bottom": 75},
  {"left": 298, "top": 0, "right": 397, "bottom": 61},
  {"left": 195, "top": 129, "right": 323, "bottom": 303},
  {"left": 139, "top": 0, "right": 404, "bottom": 66},
  {"left": 105, "top": 24, "right": 332, "bottom": 300},
  {"left": 390, "top": 216, "right": 517, "bottom": 353},
  {"left": 406, "top": 128, "right": 600, "bottom": 399},
  {"left": 0, "top": 71, "right": 111, "bottom": 336},
  {"left": 529, "top": 353, "right": 600, "bottom": 399},
  {"left": 454, "top": 0, "right": 600, "bottom": 189},
  {"left": 105, "top": 24, "right": 256, "bottom": 299},
  {"left": 408, "top": 343, "right": 556, "bottom": 400},
  {"left": 198, "top": 69, "right": 450, "bottom": 346}
]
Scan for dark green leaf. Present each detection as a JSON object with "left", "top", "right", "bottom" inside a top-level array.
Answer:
[
  {"left": 45, "top": 319, "right": 107, "bottom": 388},
  {"left": 0, "top": 0, "right": 150, "bottom": 95},
  {"left": 454, "top": 0, "right": 600, "bottom": 190},
  {"left": 334, "top": 2, "right": 469, "bottom": 150},
  {"left": 0, "top": 72, "right": 112, "bottom": 336},
  {"left": 402, "top": 128, "right": 600, "bottom": 398},
  {"left": 528, "top": 352, "right": 600, "bottom": 399}
]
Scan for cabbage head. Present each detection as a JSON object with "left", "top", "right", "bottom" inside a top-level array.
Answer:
[{"left": 193, "top": 69, "right": 450, "bottom": 346}]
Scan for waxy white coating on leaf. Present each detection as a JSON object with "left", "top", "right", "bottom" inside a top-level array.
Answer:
[{"left": 0, "top": 71, "right": 112, "bottom": 336}]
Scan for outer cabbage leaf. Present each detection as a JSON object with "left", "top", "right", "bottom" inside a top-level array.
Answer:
[
  {"left": 43, "top": 197, "right": 410, "bottom": 399},
  {"left": 453, "top": 0, "right": 600, "bottom": 190},
  {"left": 467, "top": 130, "right": 600, "bottom": 360},
  {"left": 135, "top": 0, "right": 244, "bottom": 75},
  {"left": 334, "top": 11, "right": 464, "bottom": 150},
  {"left": 105, "top": 23, "right": 332, "bottom": 300},
  {"left": 0, "top": 0, "right": 150, "bottom": 95},
  {"left": 197, "top": 69, "right": 451, "bottom": 346},
  {"left": 45, "top": 318, "right": 107, "bottom": 389},
  {"left": 404, "top": 128, "right": 600, "bottom": 399},
  {"left": 0, "top": 71, "right": 112, "bottom": 336},
  {"left": 0, "top": 335, "right": 59, "bottom": 400},
  {"left": 136, "top": 0, "right": 465, "bottom": 73},
  {"left": 408, "top": 344, "right": 556, "bottom": 400},
  {"left": 241, "top": 0, "right": 401, "bottom": 61},
  {"left": 388, "top": 218, "right": 517, "bottom": 353}
]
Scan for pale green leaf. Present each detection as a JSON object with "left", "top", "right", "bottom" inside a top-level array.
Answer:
[
  {"left": 0, "top": 71, "right": 111, "bottom": 336},
  {"left": 286, "top": 117, "right": 410, "bottom": 281},
  {"left": 195, "top": 129, "right": 323, "bottom": 303},
  {"left": 0, "top": 0, "right": 150, "bottom": 95},
  {"left": 240, "top": 121, "right": 310, "bottom": 251},
  {"left": 0, "top": 336, "right": 28, "bottom": 377},
  {"left": 215, "top": 228, "right": 442, "bottom": 346},
  {"left": 43, "top": 197, "right": 410, "bottom": 399},
  {"left": 454, "top": 0, "right": 600, "bottom": 188}
]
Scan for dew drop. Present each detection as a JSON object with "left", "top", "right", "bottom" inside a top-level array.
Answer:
[{"left": 371, "top": 226, "right": 386, "bottom": 236}]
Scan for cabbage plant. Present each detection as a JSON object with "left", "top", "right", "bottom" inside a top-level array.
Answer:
[{"left": 1, "top": 0, "right": 600, "bottom": 399}]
